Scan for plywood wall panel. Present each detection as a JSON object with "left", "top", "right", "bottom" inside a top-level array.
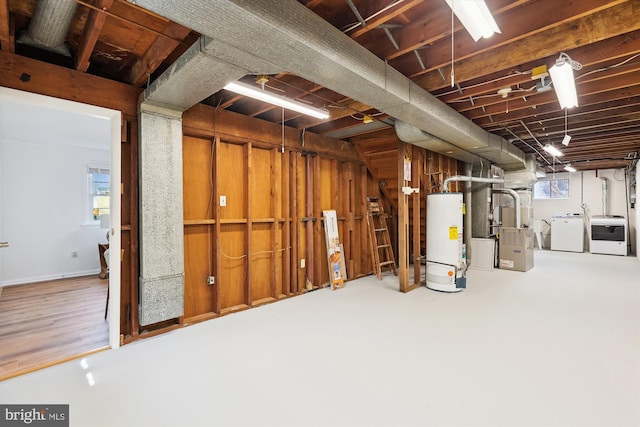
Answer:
[
  {"left": 250, "top": 147, "right": 272, "bottom": 219},
  {"left": 218, "top": 142, "right": 246, "bottom": 220},
  {"left": 183, "top": 136, "right": 213, "bottom": 220},
  {"left": 250, "top": 224, "right": 273, "bottom": 303},
  {"left": 219, "top": 224, "right": 246, "bottom": 310},
  {"left": 184, "top": 225, "right": 215, "bottom": 318}
]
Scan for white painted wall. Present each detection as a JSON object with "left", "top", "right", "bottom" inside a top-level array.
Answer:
[
  {"left": 533, "top": 169, "right": 636, "bottom": 255},
  {"left": 0, "top": 139, "right": 109, "bottom": 285}
]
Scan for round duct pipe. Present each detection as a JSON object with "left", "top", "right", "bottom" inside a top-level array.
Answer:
[
  {"left": 18, "top": 0, "right": 78, "bottom": 56},
  {"left": 493, "top": 188, "right": 522, "bottom": 229},
  {"left": 443, "top": 175, "right": 505, "bottom": 193}
]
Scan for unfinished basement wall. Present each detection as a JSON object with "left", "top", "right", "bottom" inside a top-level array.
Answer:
[{"left": 180, "top": 105, "right": 381, "bottom": 323}]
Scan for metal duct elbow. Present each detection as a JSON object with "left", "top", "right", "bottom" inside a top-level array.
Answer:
[
  {"left": 443, "top": 175, "right": 505, "bottom": 192},
  {"left": 493, "top": 188, "right": 521, "bottom": 228}
]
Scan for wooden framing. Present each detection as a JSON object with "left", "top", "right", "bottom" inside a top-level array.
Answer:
[
  {"left": 411, "top": 144, "right": 422, "bottom": 288},
  {"left": 397, "top": 141, "right": 410, "bottom": 292},
  {"left": 179, "top": 104, "right": 378, "bottom": 323}
]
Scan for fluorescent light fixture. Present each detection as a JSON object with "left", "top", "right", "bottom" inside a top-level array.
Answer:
[
  {"left": 549, "top": 57, "right": 578, "bottom": 108},
  {"left": 224, "top": 81, "right": 330, "bottom": 120},
  {"left": 561, "top": 134, "right": 572, "bottom": 146},
  {"left": 564, "top": 165, "right": 577, "bottom": 172},
  {"left": 543, "top": 144, "right": 563, "bottom": 157},
  {"left": 445, "top": 0, "right": 501, "bottom": 42}
]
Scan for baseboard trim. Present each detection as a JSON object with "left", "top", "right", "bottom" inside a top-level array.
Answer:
[{"left": 0, "top": 269, "right": 100, "bottom": 287}]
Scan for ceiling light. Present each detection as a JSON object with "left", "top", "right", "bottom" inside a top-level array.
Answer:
[
  {"left": 362, "top": 114, "right": 374, "bottom": 124},
  {"left": 224, "top": 81, "right": 330, "bottom": 120},
  {"left": 445, "top": 0, "right": 501, "bottom": 42},
  {"left": 549, "top": 53, "right": 581, "bottom": 109},
  {"left": 561, "top": 134, "right": 571, "bottom": 146},
  {"left": 564, "top": 165, "right": 576, "bottom": 172},
  {"left": 543, "top": 144, "right": 563, "bottom": 157}
]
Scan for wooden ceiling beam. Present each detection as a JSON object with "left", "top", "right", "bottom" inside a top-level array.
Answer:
[
  {"left": 521, "top": 111, "right": 640, "bottom": 136},
  {"left": 0, "top": 50, "right": 140, "bottom": 116},
  {"left": 391, "top": 0, "right": 624, "bottom": 78},
  {"left": 368, "top": 0, "right": 522, "bottom": 62},
  {"left": 456, "top": 62, "right": 640, "bottom": 114},
  {"left": 349, "top": 0, "right": 424, "bottom": 38},
  {"left": 481, "top": 95, "right": 640, "bottom": 129},
  {"left": 415, "top": 0, "right": 640, "bottom": 92},
  {"left": 465, "top": 74, "right": 640, "bottom": 120},
  {"left": 127, "top": 21, "right": 191, "bottom": 86},
  {"left": 76, "top": 0, "right": 114, "bottom": 72},
  {"left": 435, "top": 30, "right": 640, "bottom": 105}
]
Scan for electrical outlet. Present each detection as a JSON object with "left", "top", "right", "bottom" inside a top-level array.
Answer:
[
  {"left": 207, "top": 276, "right": 215, "bottom": 285},
  {"left": 300, "top": 259, "right": 305, "bottom": 268}
]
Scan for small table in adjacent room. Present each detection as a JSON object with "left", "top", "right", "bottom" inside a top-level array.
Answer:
[{"left": 98, "top": 243, "right": 109, "bottom": 279}]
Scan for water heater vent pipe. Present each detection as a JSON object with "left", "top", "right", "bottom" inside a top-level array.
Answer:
[
  {"left": 601, "top": 177, "right": 608, "bottom": 216},
  {"left": 443, "top": 175, "right": 505, "bottom": 192}
]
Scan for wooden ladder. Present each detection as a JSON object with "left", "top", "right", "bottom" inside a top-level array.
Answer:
[{"left": 366, "top": 197, "right": 397, "bottom": 279}]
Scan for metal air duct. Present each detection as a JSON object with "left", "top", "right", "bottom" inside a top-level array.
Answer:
[
  {"left": 127, "top": 0, "right": 527, "bottom": 170},
  {"left": 18, "top": 0, "right": 78, "bottom": 56}
]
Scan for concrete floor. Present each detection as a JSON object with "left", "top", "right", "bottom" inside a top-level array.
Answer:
[{"left": 1, "top": 250, "right": 638, "bottom": 426}]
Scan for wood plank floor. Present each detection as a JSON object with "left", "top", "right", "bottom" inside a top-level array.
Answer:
[{"left": 0, "top": 276, "right": 109, "bottom": 380}]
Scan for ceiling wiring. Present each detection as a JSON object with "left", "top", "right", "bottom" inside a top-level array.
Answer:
[{"left": 576, "top": 52, "right": 640, "bottom": 80}]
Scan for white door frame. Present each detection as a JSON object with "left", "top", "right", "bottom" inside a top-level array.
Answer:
[{"left": 0, "top": 87, "right": 121, "bottom": 349}]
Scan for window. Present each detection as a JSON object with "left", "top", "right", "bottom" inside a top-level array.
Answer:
[
  {"left": 533, "top": 178, "right": 569, "bottom": 199},
  {"left": 87, "top": 165, "right": 110, "bottom": 223}
]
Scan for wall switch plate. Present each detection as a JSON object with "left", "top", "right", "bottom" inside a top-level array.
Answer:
[
  {"left": 220, "top": 195, "right": 226, "bottom": 207},
  {"left": 300, "top": 259, "right": 305, "bottom": 268}
]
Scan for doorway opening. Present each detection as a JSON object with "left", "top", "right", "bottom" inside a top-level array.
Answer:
[{"left": 0, "top": 87, "right": 121, "bottom": 378}]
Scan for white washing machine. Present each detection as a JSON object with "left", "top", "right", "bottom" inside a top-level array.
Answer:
[{"left": 551, "top": 213, "right": 584, "bottom": 253}]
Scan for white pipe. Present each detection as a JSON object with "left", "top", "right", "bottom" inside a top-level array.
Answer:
[
  {"left": 443, "top": 175, "right": 505, "bottom": 192},
  {"left": 493, "top": 188, "right": 521, "bottom": 228},
  {"left": 601, "top": 177, "right": 609, "bottom": 216}
]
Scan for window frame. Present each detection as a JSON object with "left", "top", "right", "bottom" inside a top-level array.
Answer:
[
  {"left": 533, "top": 178, "right": 570, "bottom": 200},
  {"left": 84, "top": 163, "right": 111, "bottom": 225}
]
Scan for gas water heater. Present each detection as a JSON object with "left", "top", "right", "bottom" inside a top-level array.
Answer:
[{"left": 426, "top": 192, "right": 466, "bottom": 292}]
